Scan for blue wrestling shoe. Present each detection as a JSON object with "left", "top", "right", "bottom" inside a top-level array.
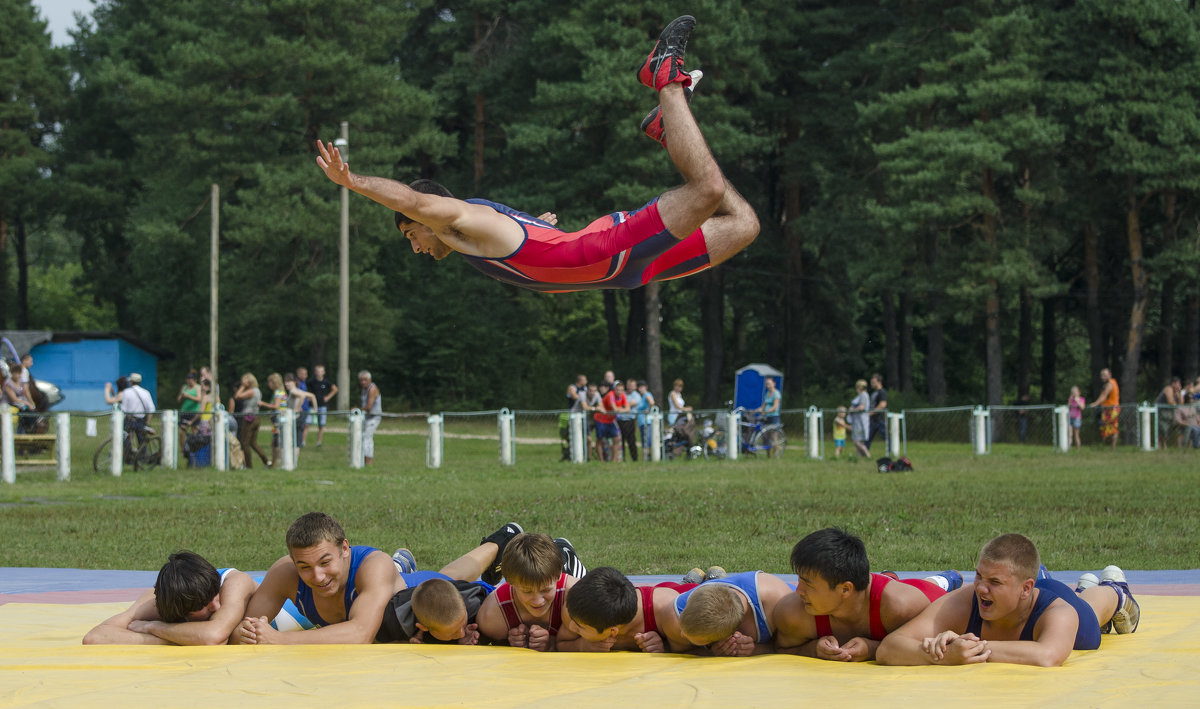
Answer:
[
  {"left": 480, "top": 521, "right": 523, "bottom": 586},
  {"left": 555, "top": 537, "right": 588, "bottom": 577},
  {"left": 637, "top": 15, "right": 696, "bottom": 91},
  {"left": 392, "top": 548, "right": 417, "bottom": 574},
  {"left": 640, "top": 70, "right": 704, "bottom": 147}
]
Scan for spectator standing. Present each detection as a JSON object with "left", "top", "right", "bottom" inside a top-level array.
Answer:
[
  {"left": 594, "top": 381, "right": 620, "bottom": 461},
  {"left": 285, "top": 373, "right": 318, "bottom": 458},
  {"left": 668, "top": 378, "right": 692, "bottom": 426},
  {"left": 757, "top": 377, "right": 781, "bottom": 425},
  {"left": 1155, "top": 377, "right": 1182, "bottom": 448},
  {"left": 867, "top": 374, "right": 887, "bottom": 450},
  {"left": 235, "top": 373, "right": 270, "bottom": 468},
  {"left": 620, "top": 378, "right": 641, "bottom": 462},
  {"left": 636, "top": 381, "right": 656, "bottom": 452},
  {"left": 849, "top": 379, "right": 870, "bottom": 457},
  {"left": 261, "top": 373, "right": 288, "bottom": 468},
  {"left": 1067, "top": 386, "right": 1085, "bottom": 450},
  {"left": 307, "top": 365, "right": 338, "bottom": 447},
  {"left": 1088, "top": 368, "right": 1120, "bottom": 449},
  {"left": 581, "top": 382, "right": 603, "bottom": 460},
  {"left": 295, "top": 366, "right": 313, "bottom": 448},
  {"left": 832, "top": 406, "right": 850, "bottom": 458},
  {"left": 177, "top": 372, "right": 202, "bottom": 428},
  {"left": 359, "top": 370, "right": 382, "bottom": 465}
]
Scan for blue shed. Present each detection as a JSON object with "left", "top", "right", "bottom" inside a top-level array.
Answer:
[
  {"left": 3, "top": 331, "right": 170, "bottom": 412},
  {"left": 734, "top": 363, "right": 784, "bottom": 412}
]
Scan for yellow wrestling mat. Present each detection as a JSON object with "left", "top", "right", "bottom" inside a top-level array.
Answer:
[{"left": 1, "top": 597, "right": 1197, "bottom": 708}]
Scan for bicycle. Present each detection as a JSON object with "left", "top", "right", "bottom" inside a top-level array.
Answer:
[
  {"left": 701, "top": 409, "right": 786, "bottom": 460},
  {"left": 93, "top": 421, "right": 162, "bottom": 473}
]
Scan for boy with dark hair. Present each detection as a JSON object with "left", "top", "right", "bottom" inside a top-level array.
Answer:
[
  {"left": 475, "top": 532, "right": 588, "bottom": 651},
  {"left": 774, "top": 528, "right": 958, "bottom": 661},
  {"left": 877, "top": 533, "right": 1140, "bottom": 667},
  {"left": 561, "top": 566, "right": 693, "bottom": 653},
  {"left": 673, "top": 571, "right": 794, "bottom": 656},
  {"left": 83, "top": 551, "right": 305, "bottom": 645}
]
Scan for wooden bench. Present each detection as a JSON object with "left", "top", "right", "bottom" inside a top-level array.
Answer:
[{"left": 12, "top": 433, "right": 57, "bottom": 465}]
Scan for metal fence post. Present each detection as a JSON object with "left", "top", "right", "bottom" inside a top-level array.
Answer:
[
  {"left": 110, "top": 406, "right": 124, "bottom": 476},
  {"left": 1, "top": 407, "right": 14, "bottom": 484},
  {"left": 972, "top": 406, "right": 990, "bottom": 455},
  {"left": 726, "top": 409, "right": 741, "bottom": 461},
  {"left": 1054, "top": 405, "right": 1069, "bottom": 452},
  {"left": 647, "top": 408, "right": 662, "bottom": 462},
  {"left": 279, "top": 408, "right": 296, "bottom": 470},
  {"left": 55, "top": 412, "right": 71, "bottom": 481},
  {"left": 161, "top": 410, "right": 178, "bottom": 469},
  {"left": 806, "top": 406, "right": 822, "bottom": 460},
  {"left": 887, "top": 412, "right": 904, "bottom": 457},
  {"left": 569, "top": 411, "right": 586, "bottom": 463},
  {"left": 426, "top": 413, "right": 443, "bottom": 468},
  {"left": 213, "top": 408, "right": 228, "bottom": 470},
  {"left": 498, "top": 408, "right": 516, "bottom": 465},
  {"left": 348, "top": 409, "right": 365, "bottom": 468},
  {"left": 1138, "top": 402, "right": 1155, "bottom": 452}
]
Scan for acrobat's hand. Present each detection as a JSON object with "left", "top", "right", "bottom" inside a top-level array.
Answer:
[
  {"left": 315, "top": 141, "right": 353, "bottom": 189},
  {"left": 536, "top": 212, "right": 558, "bottom": 226},
  {"left": 458, "top": 623, "right": 481, "bottom": 646},
  {"left": 710, "top": 631, "right": 755, "bottom": 657},
  {"left": 635, "top": 631, "right": 665, "bottom": 653},
  {"left": 507, "top": 623, "right": 529, "bottom": 648},
  {"left": 236, "top": 616, "right": 279, "bottom": 645},
  {"left": 815, "top": 634, "right": 851, "bottom": 662},
  {"left": 527, "top": 624, "right": 552, "bottom": 652},
  {"left": 409, "top": 630, "right": 425, "bottom": 644},
  {"left": 839, "top": 636, "right": 873, "bottom": 662},
  {"left": 126, "top": 620, "right": 160, "bottom": 636}
]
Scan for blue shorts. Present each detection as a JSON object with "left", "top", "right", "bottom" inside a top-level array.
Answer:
[
  {"left": 1070, "top": 417, "right": 1082, "bottom": 429},
  {"left": 835, "top": 439, "right": 845, "bottom": 448},
  {"left": 316, "top": 406, "right": 328, "bottom": 427},
  {"left": 596, "top": 421, "right": 620, "bottom": 439}
]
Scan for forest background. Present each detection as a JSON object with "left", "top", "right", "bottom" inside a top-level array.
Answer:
[{"left": 4, "top": 0, "right": 1200, "bottom": 412}]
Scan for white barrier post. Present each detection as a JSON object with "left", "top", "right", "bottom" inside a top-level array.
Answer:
[
  {"left": 973, "top": 406, "right": 990, "bottom": 455},
  {"left": 569, "top": 411, "right": 586, "bottom": 463},
  {"left": 806, "top": 406, "right": 822, "bottom": 460},
  {"left": 56, "top": 412, "right": 71, "bottom": 481},
  {"left": 727, "top": 410, "right": 741, "bottom": 461},
  {"left": 348, "top": 409, "right": 365, "bottom": 468},
  {"left": 426, "top": 414, "right": 443, "bottom": 468},
  {"left": 1, "top": 408, "right": 14, "bottom": 484},
  {"left": 1139, "top": 403, "right": 1155, "bottom": 452},
  {"left": 161, "top": 410, "right": 178, "bottom": 469},
  {"left": 888, "top": 412, "right": 904, "bottom": 457},
  {"left": 1054, "top": 405, "right": 1069, "bottom": 452},
  {"left": 647, "top": 408, "right": 663, "bottom": 462},
  {"left": 213, "top": 408, "right": 228, "bottom": 470},
  {"left": 110, "top": 406, "right": 124, "bottom": 476},
  {"left": 498, "top": 408, "right": 515, "bottom": 465},
  {"left": 279, "top": 408, "right": 296, "bottom": 470}
]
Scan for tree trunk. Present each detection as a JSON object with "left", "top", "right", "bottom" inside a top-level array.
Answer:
[
  {"left": 1017, "top": 285, "right": 1032, "bottom": 399},
  {"left": 882, "top": 290, "right": 899, "bottom": 392},
  {"left": 700, "top": 269, "right": 725, "bottom": 408},
  {"left": 603, "top": 290, "right": 622, "bottom": 367},
  {"left": 645, "top": 281, "right": 663, "bottom": 403},
  {"left": 1040, "top": 297, "right": 1057, "bottom": 403},
  {"left": 982, "top": 167, "right": 1002, "bottom": 406},
  {"left": 472, "top": 13, "right": 486, "bottom": 190},
  {"left": 899, "top": 287, "right": 914, "bottom": 394},
  {"left": 1083, "top": 221, "right": 1106, "bottom": 395},
  {"left": 1120, "top": 182, "right": 1149, "bottom": 405},
  {"left": 924, "top": 227, "right": 947, "bottom": 404},
  {"left": 15, "top": 214, "right": 29, "bottom": 329},
  {"left": 1158, "top": 191, "right": 1178, "bottom": 383},
  {"left": 1186, "top": 294, "right": 1200, "bottom": 381}
]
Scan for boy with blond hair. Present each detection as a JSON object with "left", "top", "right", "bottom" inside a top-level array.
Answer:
[
  {"left": 674, "top": 571, "right": 794, "bottom": 655},
  {"left": 832, "top": 406, "right": 850, "bottom": 458},
  {"left": 475, "top": 532, "right": 588, "bottom": 650}
]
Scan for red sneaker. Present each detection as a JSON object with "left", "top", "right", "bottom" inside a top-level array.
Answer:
[
  {"left": 640, "top": 70, "right": 703, "bottom": 147},
  {"left": 637, "top": 15, "right": 696, "bottom": 91}
]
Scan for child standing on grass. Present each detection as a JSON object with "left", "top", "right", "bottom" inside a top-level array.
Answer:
[
  {"left": 833, "top": 406, "right": 850, "bottom": 458},
  {"left": 1068, "top": 386, "right": 1085, "bottom": 450}
]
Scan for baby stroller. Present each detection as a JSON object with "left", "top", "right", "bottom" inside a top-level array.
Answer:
[
  {"left": 664, "top": 413, "right": 701, "bottom": 460},
  {"left": 184, "top": 423, "right": 213, "bottom": 467}
]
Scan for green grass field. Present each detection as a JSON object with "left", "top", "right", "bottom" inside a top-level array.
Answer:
[{"left": 2, "top": 422, "right": 1197, "bottom": 576}]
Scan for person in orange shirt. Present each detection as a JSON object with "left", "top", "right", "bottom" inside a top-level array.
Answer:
[{"left": 1089, "top": 368, "right": 1120, "bottom": 448}]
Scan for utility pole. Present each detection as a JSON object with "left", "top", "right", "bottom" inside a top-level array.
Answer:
[{"left": 336, "top": 122, "right": 350, "bottom": 410}]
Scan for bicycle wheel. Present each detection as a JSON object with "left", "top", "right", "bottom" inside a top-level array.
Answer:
[
  {"left": 767, "top": 427, "right": 787, "bottom": 458},
  {"left": 135, "top": 434, "right": 162, "bottom": 471},
  {"left": 93, "top": 438, "right": 113, "bottom": 474}
]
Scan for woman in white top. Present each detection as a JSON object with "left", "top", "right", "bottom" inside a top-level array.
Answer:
[{"left": 668, "top": 378, "right": 692, "bottom": 426}]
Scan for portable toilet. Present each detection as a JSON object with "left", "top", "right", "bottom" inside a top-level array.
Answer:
[{"left": 734, "top": 363, "right": 784, "bottom": 412}]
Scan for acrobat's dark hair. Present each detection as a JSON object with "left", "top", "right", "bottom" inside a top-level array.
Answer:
[
  {"left": 394, "top": 179, "right": 455, "bottom": 230},
  {"left": 155, "top": 551, "right": 221, "bottom": 622},
  {"left": 564, "top": 567, "right": 638, "bottom": 631},
  {"left": 789, "top": 527, "right": 871, "bottom": 591}
]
